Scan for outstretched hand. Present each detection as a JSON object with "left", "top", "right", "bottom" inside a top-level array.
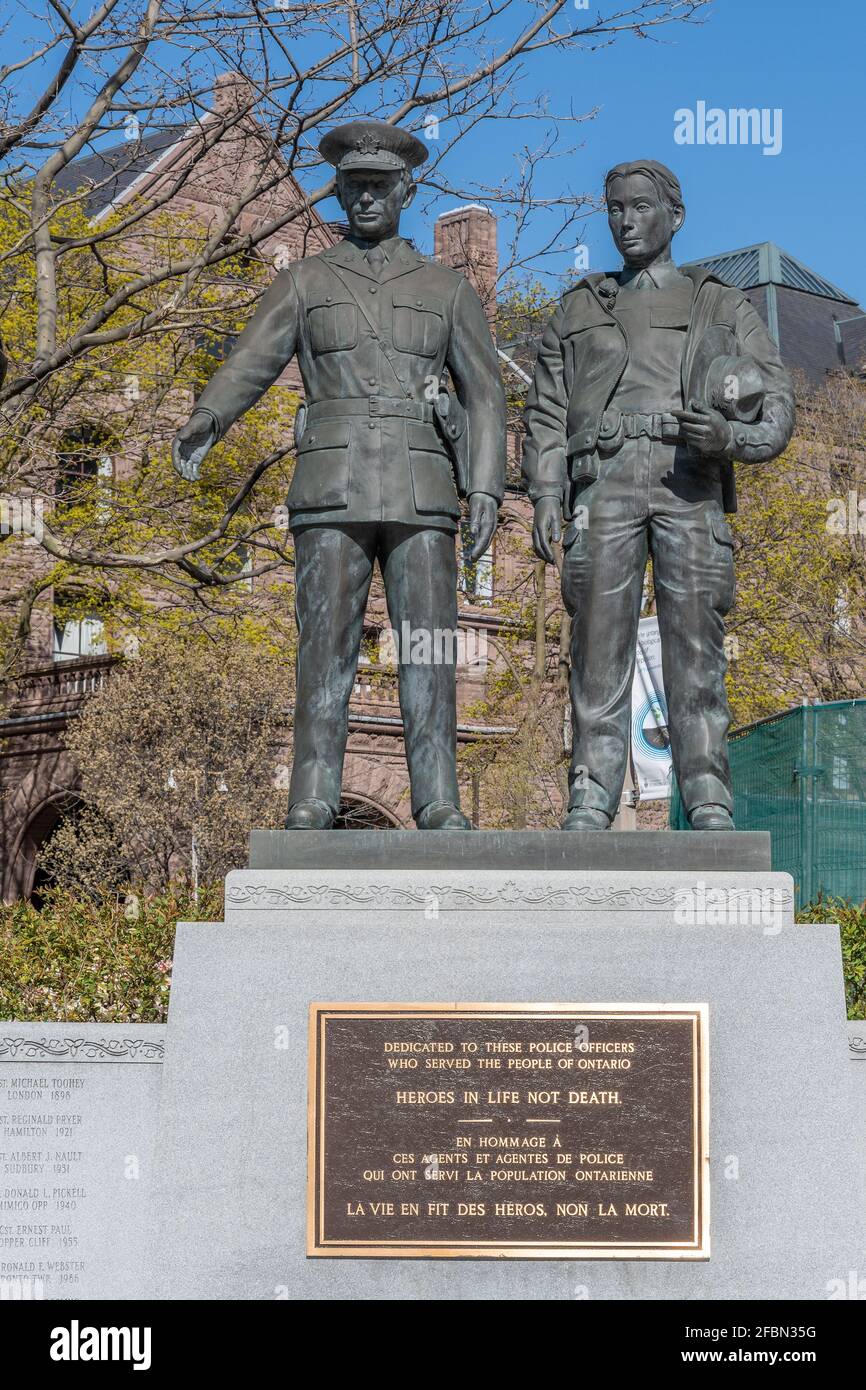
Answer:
[
  {"left": 172, "top": 412, "right": 217, "bottom": 481},
  {"left": 465, "top": 492, "right": 497, "bottom": 563}
]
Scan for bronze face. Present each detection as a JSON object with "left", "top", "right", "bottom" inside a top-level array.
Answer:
[
  {"left": 308, "top": 1002, "right": 710, "bottom": 1259},
  {"left": 336, "top": 167, "right": 415, "bottom": 241},
  {"left": 606, "top": 171, "right": 684, "bottom": 269}
]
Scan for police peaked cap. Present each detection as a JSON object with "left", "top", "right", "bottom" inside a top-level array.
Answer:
[{"left": 319, "top": 119, "right": 428, "bottom": 174}]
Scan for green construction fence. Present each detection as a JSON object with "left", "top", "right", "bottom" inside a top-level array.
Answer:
[{"left": 670, "top": 699, "right": 866, "bottom": 908}]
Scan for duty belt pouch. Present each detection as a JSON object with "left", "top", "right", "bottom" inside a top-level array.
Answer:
[
  {"left": 433, "top": 384, "right": 470, "bottom": 497},
  {"left": 570, "top": 454, "right": 599, "bottom": 486},
  {"left": 596, "top": 407, "right": 624, "bottom": 457}
]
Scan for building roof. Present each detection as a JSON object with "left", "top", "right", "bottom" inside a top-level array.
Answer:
[
  {"left": 682, "top": 241, "right": 858, "bottom": 306},
  {"left": 52, "top": 127, "right": 187, "bottom": 217}
]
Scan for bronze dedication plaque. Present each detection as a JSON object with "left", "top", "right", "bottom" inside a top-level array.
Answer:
[{"left": 308, "top": 1003, "right": 709, "bottom": 1259}]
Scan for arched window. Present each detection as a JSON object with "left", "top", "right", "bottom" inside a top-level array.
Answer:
[
  {"left": 333, "top": 797, "right": 401, "bottom": 830},
  {"left": 56, "top": 424, "right": 114, "bottom": 503},
  {"left": 52, "top": 590, "right": 106, "bottom": 662}
]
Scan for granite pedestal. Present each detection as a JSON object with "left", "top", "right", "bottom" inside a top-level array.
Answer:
[
  {"left": 250, "top": 828, "right": 772, "bottom": 874},
  {"left": 0, "top": 1022, "right": 164, "bottom": 1300},
  {"left": 149, "top": 833, "right": 863, "bottom": 1300}
]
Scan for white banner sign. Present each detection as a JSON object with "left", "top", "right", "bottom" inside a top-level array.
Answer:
[{"left": 631, "top": 616, "right": 672, "bottom": 801}]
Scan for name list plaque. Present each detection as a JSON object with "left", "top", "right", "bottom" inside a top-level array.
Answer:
[{"left": 307, "top": 1003, "right": 709, "bottom": 1259}]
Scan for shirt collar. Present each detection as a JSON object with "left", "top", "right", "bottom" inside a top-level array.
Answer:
[
  {"left": 618, "top": 260, "right": 689, "bottom": 291},
  {"left": 345, "top": 234, "right": 404, "bottom": 262}
]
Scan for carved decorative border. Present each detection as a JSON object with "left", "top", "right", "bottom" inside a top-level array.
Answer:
[
  {"left": 227, "top": 879, "right": 795, "bottom": 914},
  {"left": 0, "top": 1037, "right": 164, "bottom": 1063}
]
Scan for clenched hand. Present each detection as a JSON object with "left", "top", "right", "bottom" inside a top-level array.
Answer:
[
  {"left": 532, "top": 495, "right": 562, "bottom": 564},
  {"left": 465, "top": 492, "right": 498, "bottom": 563},
  {"left": 673, "top": 400, "right": 734, "bottom": 458}
]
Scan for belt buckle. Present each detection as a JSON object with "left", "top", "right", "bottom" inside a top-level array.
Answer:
[{"left": 368, "top": 396, "right": 381, "bottom": 417}]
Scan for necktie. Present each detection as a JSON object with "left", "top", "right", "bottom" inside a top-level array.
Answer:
[{"left": 365, "top": 245, "right": 386, "bottom": 274}]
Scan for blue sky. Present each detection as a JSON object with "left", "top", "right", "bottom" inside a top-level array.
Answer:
[
  {"left": 5, "top": 0, "right": 864, "bottom": 305},
  {"left": 394, "top": 0, "right": 865, "bottom": 304}
]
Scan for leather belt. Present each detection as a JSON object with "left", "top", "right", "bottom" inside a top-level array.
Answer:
[
  {"left": 307, "top": 396, "right": 434, "bottom": 423},
  {"left": 620, "top": 411, "right": 682, "bottom": 442}
]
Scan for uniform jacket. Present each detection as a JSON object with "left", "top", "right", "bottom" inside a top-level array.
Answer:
[
  {"left": 521, "top": 266, "right": 795, "bottom": 514},
  {"left": 194, "top": 236, "right": 506, "bottom": 531}
]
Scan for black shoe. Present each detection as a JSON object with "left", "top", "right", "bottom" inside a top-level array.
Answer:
[
  {"left": 284, "top": 798, "right": 334, "bottom": 830},
  {"left": 688, "top": 803, "right": 735, "bottom": 831},
  {"left": 416, "top": 801, "right": 471, "bottom": 830},
  {"left": 561, "top": 806, "right": 611, "bottom": 831}
]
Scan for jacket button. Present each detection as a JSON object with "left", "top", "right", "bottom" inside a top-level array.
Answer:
[
  {"left": 326, "top": 295, "right": 332, "bottom": 303},
  {"left": 416, "top": 299, "right": 423, "bottom": 306},
  {"left": 308, "top": 435, "right": 316, "bottom": 443},
  {"left": 369, "top": 378, "right": 377, "bottom": 387},
  {"left": 369, "top": 286, "right": 377, "bottom": 293},
  {"left": 368, "top": 422, "right": 376, "bottom": 429}
]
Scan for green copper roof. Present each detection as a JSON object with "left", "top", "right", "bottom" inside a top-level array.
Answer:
[{"left": 682, "top": 242, "right": 857, "bottom": 305}]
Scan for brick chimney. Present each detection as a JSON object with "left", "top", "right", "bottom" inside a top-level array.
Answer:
[
  {"left": 434, "top": 205, "right": 498, "bottom": 322},
  {"left": 212, "top": 72, "right": 256, "bottom": 117}
]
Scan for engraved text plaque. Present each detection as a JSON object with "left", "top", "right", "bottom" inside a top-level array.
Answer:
[{"left": 308, "top": 1003, "right": 709, "bottom": 1259}]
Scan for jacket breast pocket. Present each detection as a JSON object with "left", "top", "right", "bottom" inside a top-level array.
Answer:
[
  {"left": 393, "top": 293, "right": 444, "bottom": 357},
  {"left": 307, "top": 297, "right": 358, "bottom": 354},
  {"left": 407, "top": 422, "right": 460, "bottom": 516},
  {"left": 287, "top": 418, "right": 351, "bottom": 511},
  {"left": 562, "top": 321, "right": 621, "bottom": 386}
]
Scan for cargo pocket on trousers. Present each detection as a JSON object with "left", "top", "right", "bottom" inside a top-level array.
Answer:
[
  {"left": 709, "top": 511, "right": 735, "bottom": 549},
  {"left": 708, "top": 510, "right": 736, "bottom": 613}
]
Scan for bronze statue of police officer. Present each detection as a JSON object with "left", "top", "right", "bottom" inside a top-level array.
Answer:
[
  {"left": 173, "top": 120, "right": 506, "bottom": 829},
  {"left": 523, "top": 160, "right": 795, "bottom": 831}
]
